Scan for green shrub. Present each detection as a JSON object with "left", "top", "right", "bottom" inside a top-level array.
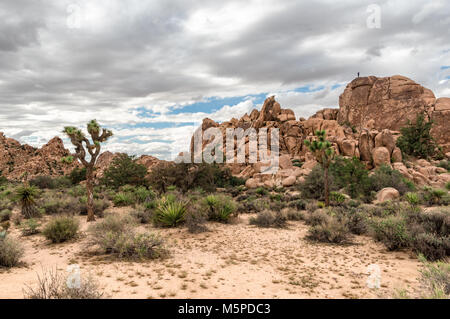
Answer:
[
  {"left": 249, "top": 210, "right": 287, "bottom": 228},
  {"left": 203, "top": 194, "right": 237, "bottom": 222},
  {"left": 101, "top": 154, "right": 148, "bottom": 188},
  {"left": 255, "top": 187, "right": 269, "bottom": 196},
  {"left": 396, "top": 113, "right": 441, "bottom": 159},
  {"left": 420, "top": 187, "right": 447, "bottom": 206},
  {"left": 0, "top": 209, "right": 11, "bottom": 222},
  {"left": 148, "top": 162, "right": 238, "bottom": 194},
  {"left": 42, "top": 216, "right": 79, "bottom": 243},
  {"left": 370, "top": 216, "right": 411, "bottom": 251},
  {"left": 329, "top": 156, "right": 371, "bottom": 199},
  {"left": 298, "top": 166, "right": 335, "bottom": 200},
  {"left": 283, "top": 208, "right": 306, "bottom": 221},
  {"left": 330, "top": 192, "right": 346, "bottom": 206},
  {"left": 20, "top": 218, "right": 41, "bottom": 236},
  {"left": 68, "top": 167, "right": 86, "bottom": 185},
  {"left": 113, "top": 192, "right": 135, "bottom": 207},
  {"left": 0, "top": 235, "right": 23, "bottom": 267},
  {"left": 405, "top": 192, "right": 420, "bottom": 206},
  {"left": 446, "top": 182, "right": 450, "bottom": 191},
  {"left": 154, "top": 197, "right": 186, "bottom": 227},
  {"left": 369, "top": 165, "right": 413, "bottom": 195}
]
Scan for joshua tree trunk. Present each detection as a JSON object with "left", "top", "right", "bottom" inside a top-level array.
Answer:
[
  {"left": 324, "top": 165, "right": 330, "bottom": 207},
  {"left": 86, "top": 167, "right": 95, "bottom": 222}
]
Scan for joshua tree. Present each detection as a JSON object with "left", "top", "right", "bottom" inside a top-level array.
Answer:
[
  {"left": 304, "top": 130, "right": 335, "bottom": 207},
  {"left": 63, "top": 120, "right": 113, "bottom": 222}
]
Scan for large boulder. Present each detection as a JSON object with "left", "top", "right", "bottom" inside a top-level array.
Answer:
[
  {"left": 282, "top": 175, "right": 296, "bottom": 187},
  {"left": 338, "top": 75, "right": 435, "bottom": 131},
  {"left": 376, "top": 187, "right": 400, "bottom": 203},
  {"left": 372, "top": 147, "right": 391, "bottom": 168}
]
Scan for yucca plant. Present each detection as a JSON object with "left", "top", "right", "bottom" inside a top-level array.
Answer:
[
  {"left": 154, "top": 197, "right": 186, "bottom": 227},
  {"left": 203, "top": 194, "right": 237, "bottom": 222},
  {"left": 15, "top": 184, "right": 40, "bottom": 219}
]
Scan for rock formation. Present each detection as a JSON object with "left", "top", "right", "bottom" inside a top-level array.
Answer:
[
  {"left": 190, "top": 75, "right": 450, "bottom": 189},
  {"left": 0, "top": 133, "right": 79, "bottom": 180}
]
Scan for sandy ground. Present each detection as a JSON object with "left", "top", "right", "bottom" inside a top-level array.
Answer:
[{"left": 0, "top": 208, "right": 423, "bottom": 299}]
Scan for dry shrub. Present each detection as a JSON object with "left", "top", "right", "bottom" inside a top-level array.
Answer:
[
  {"left": 249, "top": 210, "right": 287, "bottom": 228},
  {"left": 24, "top": 267, "right": 103, "bottom": 299}
]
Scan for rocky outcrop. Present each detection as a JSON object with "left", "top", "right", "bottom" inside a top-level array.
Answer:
[
  {"left": 338, "top": 75, "right": 449, "bottom": 152},
  {"left": 189, "top": 75, "right": 450, "bottom": 189},
  {"left": 0, "top": 133, "right": 79, "bottom": 181}
]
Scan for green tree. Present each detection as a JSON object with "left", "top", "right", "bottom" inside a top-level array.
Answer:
[
  {"left": 101, "top": 154, "right": 148, "bottom": 188},
  {"left": 63, "top": 120, "right": 113, "bottom": 222},
  {"left": 304, "top": 130, "right": 335, "bottom": 206},
  {"left": 396, "top": 113, "right": 441, "bottom": 159}
]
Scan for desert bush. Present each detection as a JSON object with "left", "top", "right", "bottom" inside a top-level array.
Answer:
[
  {"left": 69, "top": 167, "right": 87, "bottom": 185},
  {"left": 148, "top": 162, "right": 239, "bottom": 194},
  {"left": 41, "top": 196, "right": 82, "bottom": 215},
  {"left": 405, "top": 192, "right": 421, "bottom": 206},
  {"left": 330, "top": 192, "right": 346, "bottom": 206},
  {"left": 203, "top": 194, "right": 237, "bottom": 223},
  {"left": 30, "top": 176, "right": 56, "bottom": 189},
  {"left": 420, "top": 187, "right": 447, "bottom": 206},
  {"left": 24, "top": 267, "right": 103, "bottom": 299},
  {"left": 287, "top": 199, "right": 306, "bottom": 210},
  {"left": 306, "top": 218, "right": 349, "bottom": 244},
  {"left": 184, "top": 203, "right": 208, "bottom": 234},
  {"left": 68, "top": 185, "right": 86, "bottom": 197},
  {"left": 446, "top": 182, "right": 450, "bottom": 191},
  {"left": 255, "top": 187, "right": 268, "bottom": 196},
  {"left": 298, "top": 166, "right": 335, "bottom": 200},
  {"left": 154, "top": 196, "right": 186, "bottom": 227},
  {"left": 130, "top": 207, "right": 154, "bottom": 224},
  {"left": 113, "top": 192, "right": 135, "bottom": 207},
  {"left": 20, "top": 218, "right": 41, "bottom": 236},
  {"left": 369, "top": 165, "right": 413, "bottom": 195},
  {"left": 89, "top": 215, "right": 165, "bottom": 260},
  {"left": 0, "top": 209, "right": 11, "bottom": 222},
  {"left": 305, "top": 209, "right": 329, "bottom": 226},
  {"left": 418, "top": 256, "right": 450, "bottom": 298},
  {"left": 0, "top": 234, "right": 23, "bottom": 267},
  {"left": 412, "top": 233, "right": 449, "bottom": 262},
  {"left": 396, "top": 112, "right": 441, "bottom": 159},
  {"left": 42, "top": 216, "right": 79, "bottom": 243},
  {"left": 329, "top": 156, "right": 371, "bottom": 199},
  {"left": 370, "top": 216, "right": 411, "bottom": 251},
  {"left": 330, "top": 206, "right": 368, "bottom": 235},
  {"left": 101, "top": 154, "right": 148, "bottom": 188},
  {"left": 282, "top": 208, "right": 306, "bottom": 221},
  {"left": 249, "top": 210, "right": 287, "bottom": 228}
]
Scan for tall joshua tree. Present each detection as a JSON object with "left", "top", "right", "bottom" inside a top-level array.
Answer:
[
  {"left": 304, "top": 130, "right": 335, "bottom": 207},
  {"left": 63, "top": 120, "right": 113, "bottom": 222}
]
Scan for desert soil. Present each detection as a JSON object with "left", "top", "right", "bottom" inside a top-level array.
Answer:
[{"left": 0, "top": 208, "right": 423, "bottom": 299}]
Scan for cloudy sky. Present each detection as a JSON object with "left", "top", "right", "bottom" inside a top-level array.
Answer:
[{"left": 0, "top": 0, "right": 449, "bottom": 159}]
